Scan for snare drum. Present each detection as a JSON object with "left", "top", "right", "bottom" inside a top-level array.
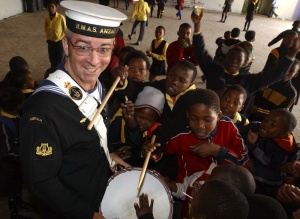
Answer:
[{"left": 101, "top": 167, "right": 173, "bottom": 219}]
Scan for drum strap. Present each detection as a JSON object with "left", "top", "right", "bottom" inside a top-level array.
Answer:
[{"left": 47, "top": 70, "right": 115, "bottom": 168}]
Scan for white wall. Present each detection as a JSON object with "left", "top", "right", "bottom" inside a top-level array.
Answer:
[
  {"left": 198, "top": 0, "right": 244, "bottom": 13},
  {"left": 0, "top": 0, "right": 24, "bottom": 20}
]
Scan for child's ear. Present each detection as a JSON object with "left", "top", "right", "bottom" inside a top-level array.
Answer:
[
  {"left": 238, "top": 104, "right": 244, "bottom": 112},
  {"left": 217, "top": 111, "right": 222, "bottom": 121},
  {"left": 177, "top": 31, "right": 180, "bottom": 37}
]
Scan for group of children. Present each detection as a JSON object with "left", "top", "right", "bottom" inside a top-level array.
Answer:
[{"left": 1, "top": 6, "right": 300, "bottom": 219}]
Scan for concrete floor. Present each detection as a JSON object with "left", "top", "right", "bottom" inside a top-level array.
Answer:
[{"left": 0, "top": 0, "right": 299, "bottom": 218}]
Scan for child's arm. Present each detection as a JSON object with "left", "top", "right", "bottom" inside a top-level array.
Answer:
[
  {"left": 191, "top": 10, "right": 217, "bottom": 77},
  {"left": 151, "top": 42, "right": 168, "bottom": 61}
]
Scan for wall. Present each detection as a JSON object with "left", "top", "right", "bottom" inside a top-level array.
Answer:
[
  {"left": 196, "top": 0, "right": 245, "bottom": 13},
  {"left": 0, "top": 0, "right": 24, "bottom": 20}
]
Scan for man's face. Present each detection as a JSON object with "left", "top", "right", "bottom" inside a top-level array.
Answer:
[{"left": 62, "top": 32, "right": 114, "bottom": 91}]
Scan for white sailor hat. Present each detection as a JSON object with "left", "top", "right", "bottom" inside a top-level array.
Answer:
[{"left": 60, "top": 1, "right": 127, "bottom": 38}]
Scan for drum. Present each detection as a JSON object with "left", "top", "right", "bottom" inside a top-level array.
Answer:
[{"left": 101, "top": 167, "right": 173, "bottom": 219}]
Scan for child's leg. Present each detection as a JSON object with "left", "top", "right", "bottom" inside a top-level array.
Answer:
[
  {"left": 128, "top": 20, "right": 139, "bottom": 39},
  {"left": 178, "top": 9, "right": 182, "bottom": 19},
  {"left": 220, "top": 12, "right": 224, "bottom": 21},
  {"left": 243, "top": 21, "right": 248, "bottom": 31},
  {"left": 223, "top": 12, "right": 228, "bottom": 23},
  {"left": 246, "top": 21, "right": 251, "bottom": 30},
  {"left": 137, "top": 21, "right": 146, "bottom": 42}
]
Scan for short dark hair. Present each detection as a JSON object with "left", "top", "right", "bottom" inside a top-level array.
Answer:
[
  {"left": 187, "top": 89, "right": 221, "bottom": 113},
  {"left": 172, "top": 60, "right": 197, "bottom": 82},
  {"left": 247, "top": 194, "right": 287, "bottom": 219},
  {"left": 231, "top": 28, "right": 241, "bottom": 38},
  {"left": 47, "top": 0, "right": 58, "bottom": 6},
  {"left": 223, "top": 85, "right": 247, "bottom": 103},
  {"left": 292, "top": 20, "right": 300, "bottom": 28},
  {"left": 9, "top": 56, "right": 29, "bottom": 73},
  {"left": 192, "top": 180, "right": 249, "bottom": 219},
  {"left": 124, "top": 50, "right": 151, "bottom": 70},
  {"left": 0, "top": 87, "right": 24, "bottom": 112},
  {"left": 119, "top": 46, "right": 135, "bottom": 54},
  {"left": 271, "top": 109, "right": 297, "bottom": 133},
  {"left": 209, "top": 164, "right": 255, "bottom": 197},
  {"left": 156, "top": 25, "right": 166, "bottom": 33},
  {"left": 179, "top": 23, "right": 192, "bottom": 30},
  {"left": 245, "top": 30, "right": 256, "bottom": 41}
]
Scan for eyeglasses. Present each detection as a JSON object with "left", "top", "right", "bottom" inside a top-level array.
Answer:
[{"left": 66, "top": 38, "right": 113, "bottom": 57}]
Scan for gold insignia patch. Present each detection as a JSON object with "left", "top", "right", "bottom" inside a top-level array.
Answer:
[
  {"left": 64, "top": 82, "right": 71, "bottom": 89},
  {"left": 29, "top": 117, "right": 43, "bottom": 123},
  {"left": 69, "top": 86, "right": 83, "bottom": 100},
  {"left": 36, "top": 143, "right": 53, "bottom": 156},
  {"left": 80, "top": 118, "right": 87, "bottom": 123}
]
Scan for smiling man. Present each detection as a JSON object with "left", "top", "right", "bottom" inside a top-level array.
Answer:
[{"left": 19, "top": 1, "right": 127, "bottom": 219}]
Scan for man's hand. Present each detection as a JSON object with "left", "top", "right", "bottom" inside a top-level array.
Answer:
[{"left": 134, "top": 193, "right": 154, "bottom": 218}]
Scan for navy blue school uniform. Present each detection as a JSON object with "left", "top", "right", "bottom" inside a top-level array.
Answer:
[
  {"left": 149, "top": 39, "right": 167, "bottom": 76},
  {"left": 192, "top": 33, "right": 294, "bottom": 112}
]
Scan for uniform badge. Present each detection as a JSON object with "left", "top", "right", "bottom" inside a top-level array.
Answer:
[
  {"left": 36, "top": 143, "right": 53, "bottom": 156},
  {"left": 69, "top": 86, "right": 83, "bottom": 100}
]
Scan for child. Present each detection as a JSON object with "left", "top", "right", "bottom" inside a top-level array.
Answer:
[
  {"left": 220, "top": 85, "right": 249, "bottom": 131},
  {"left": 247, "top": 194, "right": 288, "bottom": 219},
  {"left": 110, "top": 86, "right": 165, "bottom": 166},
  {"left": 191, "top": 10, "right": 300, "bottom": 113},
  {"left": 44, "top": 0, "right": 66, "bottom": 68},
  {"left": 243, "top": 0, "right": 258, "bottom": 31},
  {"left": 191, "top": 180, "right": 249, "bottom": 219},
  {"left": 241, "top": 30, "right": 256, "bottom": 53},
  {"left": 248, "top": 60, "right": 299, "bottom": 122},
  {"left": 128, "top": 0, "right": 150, "bottom": 45},
  {"left": 175, "top": 0, "right": 184, "bottom": 20},
  {"left": 0, "top": 87, "right": 32, "bottom": 219},
  {"left": 220, "top": 0, "right": 235, "bottom": 23},
  {"left": 245, "top": 109, "right": 298, "bottom": 198},
  {"left": 166, "top": 23, "right": 198, "bottom": 73},
  {"left": 164, "top": 88, "right": 248, "bottom": 184},
  {"left": 115, "top": 60, "right": 198, "bottom": 151},
  {"left": 156, "top": 0, "right": 165, "bottom": 18},
  {"left": 0, "top": 56, "right": 29, "bottom": 89},
  {"left": 219, "top": 27, "right": 241, "bottom": 58},
  {"left": 214, "top": 30, "right": 231, "bottom": 64},
  {"left": 10, "top": 70, "right": 36, "bottom": 99},
  {"left": 125, "top": 50, "right": 151, "bottom": 83},
  {"left": 146, "top": 26, "right": 168, "bottom": 82},
  {"left": 263, "top": 31, "right": 298, "bottom": 72}
]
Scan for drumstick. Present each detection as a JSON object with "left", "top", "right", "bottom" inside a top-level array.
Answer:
[
  {"left": 87, "top": 76, "right": 120, "bottom": 130},
  {"left": 137, "top": 135, "right": 156, "bottom": 190}
]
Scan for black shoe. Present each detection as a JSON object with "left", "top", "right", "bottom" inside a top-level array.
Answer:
[
  {"left": 128, "top": 34, "right": 132, "bottom": 40},
  {"left": 222, "top": 20, "right": 225, "bottom": 23},
  {"left": 219, "top": 20, "right": 223, "bottom": 22},
  {"left": 135, "top": 41, "right": 141, "bottom": 45},
  {"left": 176, "top": 13, "right": 179, "bottom": 17}
]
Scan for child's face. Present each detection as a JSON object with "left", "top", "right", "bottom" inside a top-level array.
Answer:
[
  {"left": 283, "top": 62, "right": 299, "bottom": 82},
  {"left": 223, "top": 49, "right": 247, "bottom": 74},
  {"left": 177, "top": 26, "right": 192, "bottom": 41},
  {"left": 25, "top": 72, "right": 35, "bottom": 89},
  {"left": 134, "top": 108, "right": 159, "bottom": 132},
  {"left": 259, "top": 111, "right": 288, "bottom": 138},
  {"left": 187, "top": 103, "right": 222, "bottom": 139},
  {"left": 155, "top": 28, "right": 165, "bottom": 40},
  {"left": 282, "top": 33, "right": 297, "bottom": 48},
  {"left": 47, "top": 3, "right": 57, "bottom": 15},
  {"left": 221, "top": 90, "right": 245, "bottom": 118},
  {"left": 165, "top": 64, "right": 194, "bottom": 96},
  {"left": 127, "top": 58, "right": 147, "bottom": 82}
]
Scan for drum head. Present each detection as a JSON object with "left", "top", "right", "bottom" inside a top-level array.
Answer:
[{"left": 101, "top": 168, "right": 172, "bottom": 219}]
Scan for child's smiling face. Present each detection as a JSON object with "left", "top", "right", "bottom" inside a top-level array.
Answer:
[{"left": 259, "top": 111, "right": 289, "bottom": 138}]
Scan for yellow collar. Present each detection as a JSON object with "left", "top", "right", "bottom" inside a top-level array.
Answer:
[
  {"left": 166, "top": 84, "right": 196, "bottom": 110},
  {"left": 224, "top": 69, "right": 239, "bottom": 76},
  {"left": 0, "top": 111, "right": 17, "bottom": 119},
  {"left": 22, "top": 89, "right": 35, "bottom": 94}
]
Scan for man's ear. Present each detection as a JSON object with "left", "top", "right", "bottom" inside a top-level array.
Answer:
[{"left": 62, "top": 37, "right": 69, "bottom": 57}]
